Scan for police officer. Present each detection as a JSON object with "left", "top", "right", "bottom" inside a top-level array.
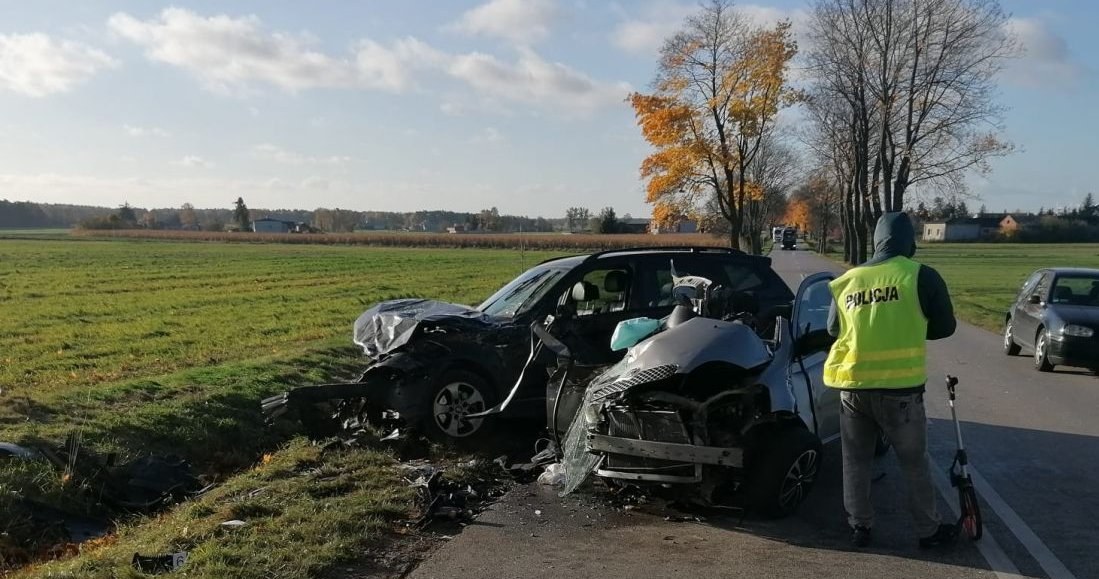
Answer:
[{"left": 824, "top": 211, "right": 959, "bottom": 548}]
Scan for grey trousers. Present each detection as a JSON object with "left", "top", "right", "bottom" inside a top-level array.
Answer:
[{"left": 840, "top": 390, "right": 941, "bottom": 536}]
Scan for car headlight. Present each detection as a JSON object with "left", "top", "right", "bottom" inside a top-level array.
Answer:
[{"left": 1063, "top": 324, "right": 1094, "bottom": 337}]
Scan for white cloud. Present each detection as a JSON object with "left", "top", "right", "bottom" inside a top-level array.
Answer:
[
  {"left": 109, "top": 8, "right": 353, "bottom": 93},
  {"left": 0, "top": 33, "right": 116, "bottom": 96},
  {"left": 1002, "top": 17, "right": 1087, "bottom": 89},
  {"left": 611, "top": 3, "right": 694, "bottom": 55},
  {"left": 252, "top": 143, "right": 351, "bottom": 165},
  {"left": 123, "top": 124, "right": 171, "bottom": 138},
  {"left": 301, "top": 176, "right": 330, "bottom": 190},
  {"left": 174, "top": 155, "right": 212, "bottom": 168},
  {"left": 107, "top": 8, "right": 627, "bottom": 115},
  {"left": 447, "top": 49, "right": 630, "bottom": 113},
  {"left": 449, "top": 0, "right": 561, "bottom": 44},
  {"left": 611, "top": 2, "right": 806, "bottom": 56},
  {"left": 470, "top": 127, "right": 505, "bottom": 144}
]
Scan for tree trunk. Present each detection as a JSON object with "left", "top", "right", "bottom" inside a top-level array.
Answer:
[{"left": 844, "top": 188, "right": 854, "bottom": 264}]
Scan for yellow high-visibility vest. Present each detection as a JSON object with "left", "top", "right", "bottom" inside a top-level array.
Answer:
[{"left": 823, "top": 256, "right": 928, "bottom": 389}]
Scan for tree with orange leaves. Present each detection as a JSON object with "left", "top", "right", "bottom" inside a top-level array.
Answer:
[
  {"left": 631, "top": 0, "right": 800, "bottom": 252},
  {"left": 783, "top": 198, "right": 811, "bottom": 233}
]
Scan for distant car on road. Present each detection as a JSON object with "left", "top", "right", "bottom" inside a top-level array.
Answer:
[
  {"left": 780, "top": 228, "right": 798, "bottom": 251},
  {"left": 1003, "top": 268, "right": 1099, "bottom": 372}
]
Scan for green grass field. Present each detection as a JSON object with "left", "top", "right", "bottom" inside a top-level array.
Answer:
[{"left": 0, "top": 238, "right": 561, "bottom": 576}]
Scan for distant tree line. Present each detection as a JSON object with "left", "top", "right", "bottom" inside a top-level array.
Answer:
[
  {"left": 0, "top": 200, "right": 114, "bottom": 228},
  {"left": 912, "top": 197, "right": 972, "bottom": 222},
  {"left": 3, "top": 199, "right": 573, "bottom": 233}
]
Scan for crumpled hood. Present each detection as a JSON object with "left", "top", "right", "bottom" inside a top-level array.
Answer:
[
  {"left": 871, "top": 211, "right": 917, "bottom": 262},
  {"left": 353, "top": 298, "right": 503, "bottom": 358}
]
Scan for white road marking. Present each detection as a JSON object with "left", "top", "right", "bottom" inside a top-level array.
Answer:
[
  {"left": 929, "top": 467, "right": 1026, "bottom": 579},
  {"left": 969, "top": 466, "right": 1078, "bottom": 579}
]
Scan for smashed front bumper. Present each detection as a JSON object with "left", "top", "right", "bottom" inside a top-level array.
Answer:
[
  {"left": 586, "top": 406, "right": 745, "bottom": 484},
  {"left": 261, "top": 358, "right": 434, "bottom": 435}
]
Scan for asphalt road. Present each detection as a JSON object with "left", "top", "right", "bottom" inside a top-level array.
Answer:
[{"left": 406, "top": 248, "right": 1099, "bottom": 579}]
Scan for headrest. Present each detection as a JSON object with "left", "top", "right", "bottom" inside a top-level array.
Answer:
[
  {"left": 604, "top": 270, "right": 629, "bottom": 293},
  {"left": 1053, "top": 286, "right": 1072, "bottom": 300},
  {"left": 571, "top": 281, "right": 599, "bottom": 302}
]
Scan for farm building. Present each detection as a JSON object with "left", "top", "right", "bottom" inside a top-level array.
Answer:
[
  {"left": 651, "top": 219, "right": 699, "bottom": 234},
  {"left": 252, "top": 217, "right": 299, "bottom": 233},
  {"left": 618, "top": 218, "right": 651, "bottom": 234},
  {"left": 922, "top": 216, "right": 1003, "bottom": 241},
  {"left": 999, "top": 213, "right": 1040, "bottom": 235}
]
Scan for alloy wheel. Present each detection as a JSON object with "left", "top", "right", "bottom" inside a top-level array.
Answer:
[
  {"left": 1034, "top": 333, "right": 1053, "bottom": 371},
  {"left": 778, "top": 449, "right": 819, "bottom": 509},
  {"left": 432, "top": 381, "right": 486, "bottom": 438}
]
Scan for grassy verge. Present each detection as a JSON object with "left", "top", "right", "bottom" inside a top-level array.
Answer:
[
  {"left": 825, "top": 243, "right": 1099, "bottom": 332},
  {"left": 13, "top": 438, "right": 417, "bottom": 578}
]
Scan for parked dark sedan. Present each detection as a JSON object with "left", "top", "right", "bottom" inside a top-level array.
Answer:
[{"left": 1003, "top": 268, "right": 1099, "bottom": 372}]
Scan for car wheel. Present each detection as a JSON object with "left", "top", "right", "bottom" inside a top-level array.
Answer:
[
  {"left": 1034, "top": 330, "right": 1055, "bottom": 372},
  {"left": 1003, "top": 320, "right": 1021, "bottom": 356},
  {"left": 874, "top": 429, "right": 892, "bottom": 457},
  {"left": 424, "top": 369, "right": 497, "bottom": 441},
  {"left": 744, "top": 427, "right": 822, "bottom": 518}
]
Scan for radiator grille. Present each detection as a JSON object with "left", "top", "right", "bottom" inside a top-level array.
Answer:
[{"left": 592, "top": 364, "right": 677, "bottom": 401}]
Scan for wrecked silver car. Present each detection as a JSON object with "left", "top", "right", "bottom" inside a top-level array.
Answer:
[{"left": 497, "top": 269, "right": 852, "bottom": 516}]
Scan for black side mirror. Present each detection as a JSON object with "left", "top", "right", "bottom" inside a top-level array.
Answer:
[{"left": 1027, "top": 294, "right": 1042, "bottom": 305}]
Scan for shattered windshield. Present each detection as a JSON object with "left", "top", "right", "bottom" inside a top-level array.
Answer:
[{"left": 478, "top": 265, "right": 568, "bottom": 317}]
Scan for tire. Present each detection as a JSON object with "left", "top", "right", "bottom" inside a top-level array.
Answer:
[
  {"left": 422, "top": 369, "right": 497, "bottom": 442},
  {"left": 1034, "top": 329, "right": 1055, "bottom": 372},
  {"left": 959, "top": 484, "right": 983, "bottom": 541},
  {"left": 874, "top": 429, "right": 892, "bottom": 457},
  {"left": 1003, "top": 320, "right": 1021, "bottom": 356},
  {"left": 745, "top": 427, "right": 822, "bottom": 518}
]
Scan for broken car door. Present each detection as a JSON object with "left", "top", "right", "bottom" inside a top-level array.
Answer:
[{"left": 789, "top": 272, "right": 838, "bottom": 439}]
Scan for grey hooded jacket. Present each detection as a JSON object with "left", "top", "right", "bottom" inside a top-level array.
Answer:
[{"left": 826, "top": 211, "right": 957, "bottom": 349}]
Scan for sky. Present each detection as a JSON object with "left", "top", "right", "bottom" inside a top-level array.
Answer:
[{"left": 0, "top": 0, "right": 1095, "bottom": 218}]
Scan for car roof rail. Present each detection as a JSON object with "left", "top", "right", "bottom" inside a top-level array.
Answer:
[{"left": 582, "top": 246, "right": 748, "bottom": 262}]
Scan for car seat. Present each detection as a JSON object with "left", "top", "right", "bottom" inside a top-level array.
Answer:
[
  {"left": 603, "top": 270, "right": 629, "bottom": 312},
  {"left": 571, "top": 281, "right": 600, "bottom": 315},
  {"left": 1088, "top": 282, "right": 1099, "bottom": 306},
  {"left": 1052, "top": 286, "right": 1073, "bottom": 304},
  {"left": 651, "top": 281, "right": 674, "bottom": 307}
]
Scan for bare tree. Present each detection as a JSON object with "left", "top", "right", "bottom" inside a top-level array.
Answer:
[{"left": 805, "top": 0, "right": 1015, "bottom": 264}]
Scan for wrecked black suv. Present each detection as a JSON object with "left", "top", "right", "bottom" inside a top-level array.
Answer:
[{"left": 264, "top": 247, "right": 794, "bottom": 440}]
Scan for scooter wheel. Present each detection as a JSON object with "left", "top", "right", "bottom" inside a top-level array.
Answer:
[{"left": 959, "top": 484, "right": 983, "bottom": 541}]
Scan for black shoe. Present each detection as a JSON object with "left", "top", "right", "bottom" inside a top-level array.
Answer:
[
  {"left": 919, "top": 523, "right": 959, "bottom": 548},
  {"left": 851, "top": 525, "right": 872, "bottom": 548}
]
